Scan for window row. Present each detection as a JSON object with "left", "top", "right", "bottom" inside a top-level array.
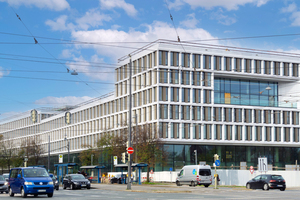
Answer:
[
  {"left": 159, "top": 122, "right": 300, "bottom": 142},
  {"left": 160, "top": 51, "right": 300, "bottom": 77}
]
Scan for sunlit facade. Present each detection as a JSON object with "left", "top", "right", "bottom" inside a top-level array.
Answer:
[{"left": 1, "top": 40, "right": 300, "bottom": 171}]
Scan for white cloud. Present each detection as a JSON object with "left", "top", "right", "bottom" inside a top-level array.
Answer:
[
  {"left": 76, "top": 9, "right": 112, "bottom": 30},
  {"left": 35, "top": 96, "right": 93, "bottom": 106},
  {"left": 0, "top": 66, "right": 10, "bottom": 78},
  {"left": 180, "top": 13, "right": 199, "bottom": 28},
  {"left": 210, "top": 9, "right": 237, "bottom": 25},
  {"left": 0, "top": 0, "right": 70, "bottom": 11},
  {"left": 169, "top": 0, "right": 271, "bottom": 10},
  {"left": 281, "top": 3, "right": 297, "bottom": 13},
  {"left": 70, "top": 21, "right": 218, "bottom": 61},
  {"left": 46, "top": 9, "right": 111, "bottom": 31},
  {"left": 100, "top": 0, "right": 138, "bottom": 17},
  {"left": 65, "top": 54, "right": 115, "bottom": 81},
  {"left": 45, "top": 15, "right": 75, "bottom": 31},
  {"left": 281, "top": 3, "right": 300, "bottom": 26}
]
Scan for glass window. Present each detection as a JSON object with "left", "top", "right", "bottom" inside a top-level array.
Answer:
[
  {"left": 182, "top": 53, "right": 190, "bottom": 68},
  {"left": 214, "top": 56, "right": 221, "bottom": 70},
  {"left": 203, "top": 55, "right": 211, "bottom": 69},
  {"left": 181, "top": 71, "right": 190, "bottom": 85},
  {"left": 170, "top": 69, "right": 179, "bottom": 84},
  {"left": 192, "top": 71, "right": 201, "bottom": 86},
  {"left": 192, "top": 54, "right": 201, "bottom": 68},
  {"left": 159, "top": 51, "right": 168, "bottom": 66},
  {"left": 171, "top": 52, "right": 179, "bottom": 66}
]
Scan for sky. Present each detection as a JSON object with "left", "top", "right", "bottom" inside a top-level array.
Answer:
[{"left": 1, "top": 0, "right": 300, "bottom": 120}]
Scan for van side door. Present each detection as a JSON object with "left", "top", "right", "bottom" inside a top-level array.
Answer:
[
  {"left": 9, "top": 169, "right": 18, "bottom": 192},
  {"left": 15, "top": 169, "right": 23, "bottom": 193}
]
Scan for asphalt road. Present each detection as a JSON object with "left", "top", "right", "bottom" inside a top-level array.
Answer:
[{"left": 1, "top": 184, "right": 300, "bottom": 199}]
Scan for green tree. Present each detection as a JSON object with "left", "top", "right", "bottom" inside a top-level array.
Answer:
[{"left": 78, "top": 145, "right": 98, "bottom": 166}]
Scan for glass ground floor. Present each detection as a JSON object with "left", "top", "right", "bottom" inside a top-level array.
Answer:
[
  {"left": 159, "top": 144, "right": 300, "bottom": 171},
  {"left": 45, "top": 144, "right": 300, "bottom": 174}
]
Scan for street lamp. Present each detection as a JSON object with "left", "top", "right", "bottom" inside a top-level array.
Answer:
[
  {"left": 194, "top": 150, "right": 197, "bottom": 165},
  {"left": 91, "top": 154, "right": 94, "bottom": 166},
  {"left": 64, "top": 134, "right": 69, "bottom": 163}
]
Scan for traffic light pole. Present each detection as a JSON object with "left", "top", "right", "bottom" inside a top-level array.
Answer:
[{"left": 127, "top": 55, "right": 132, "bottom": 190}]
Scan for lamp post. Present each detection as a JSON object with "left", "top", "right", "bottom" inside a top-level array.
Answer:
[
  {"left": 91, "top": 154, "right": 94, "bottom": 166},
  {"left": 64, "top": 134, "right": 69, "bottom": 163},
  {"left": 194, "top": 150, "right": 197, "bottom": 165}
]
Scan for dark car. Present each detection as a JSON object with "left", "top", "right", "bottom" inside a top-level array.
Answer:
[
  {"left": 0, "top": 175, "right": 8, "bottom": 194},
  {"left": 246, "top": 174, "right": 286, "bottom": 191},
  {"left": 110, "top": 174, "right": 127, "bottom": 184},
  {"left": 63, "top": 174, "right": 91, "bottom": 190},
  {"left": 49, "top": 174, "right": 59, "bottom": 190}
]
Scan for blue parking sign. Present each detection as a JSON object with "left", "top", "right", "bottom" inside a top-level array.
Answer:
[{"left": 215, "top": 160, "right": 220, "bottom": 166}]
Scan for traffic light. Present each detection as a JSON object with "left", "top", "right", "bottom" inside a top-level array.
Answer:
[
  {"left": 125, "top": 153, "right": 129, "bottom": 163},
  {"left": 121, "top": 152, "right": 126, "bottom": 163}
]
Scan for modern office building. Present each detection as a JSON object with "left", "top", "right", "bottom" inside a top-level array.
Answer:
[{"left": 1, "top": 40, "right": 300, "bottom": 171}]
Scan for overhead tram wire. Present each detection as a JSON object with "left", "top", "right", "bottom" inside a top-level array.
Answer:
[{"left": 10, "top": 8, "right": 103, "bottom": 96}]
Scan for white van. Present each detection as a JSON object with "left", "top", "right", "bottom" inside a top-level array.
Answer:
[{"left": 176, "top": 165, "right": 212, "bottom": 187}]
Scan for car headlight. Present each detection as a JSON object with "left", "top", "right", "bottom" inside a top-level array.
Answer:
[
  {"left": 24, "top": 182, "right": 33, "bottom": 185},
  {"left": 55, "top": 181, "right": 58, "bottom": 184},
  {"left": 48, "top": 182, "right": 53, "bottom": 185},
  {"left": 87, "top": 181, "right": 90, "bottom": 184},
  {"left": 73, "top": 182, "right": 79, "bottom": 184},
  {"left": 5, "top": 182, "right": 8, "bottom": 185}
]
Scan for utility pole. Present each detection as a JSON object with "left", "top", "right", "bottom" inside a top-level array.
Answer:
[
  {"left": 48, "top": 135, "right": 50, "bottom": 172},
  {"left": 127, "top": 55, "right": 132, "bottom": 190},
  {"left": 194, "top": 150, "right": 197, "bottom": 165},
  {"left": 135, "top": 114, "right": 138, "bottom": 163}
]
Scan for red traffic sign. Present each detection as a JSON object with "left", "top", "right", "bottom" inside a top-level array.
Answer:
[
  {"left": 127, "top": 147, "right": 134, "bottom": 154},
  {"left": 250, "top": 169, "right": 254, "bottom": 174},
  {"left": 250, "top": 166, "right": 253, "bottom": 170}
]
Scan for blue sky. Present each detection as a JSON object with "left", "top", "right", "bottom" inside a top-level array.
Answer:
[{"left": 0, "top": 0, "right": 300, "bottom": 120}]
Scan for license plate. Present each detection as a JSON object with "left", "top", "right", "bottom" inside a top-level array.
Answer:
[
  {"left": 277, "top": 185, "right": 283, "bottom": 187},
  {"left": 81, "top": 185, "right": 86, "bottom": 187},
  {"left": 38, "top": 190, "right": 46, "bottom": 192}
]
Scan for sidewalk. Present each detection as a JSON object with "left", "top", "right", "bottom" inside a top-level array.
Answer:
[{"left": 90, "top": 183, "right": 247, "bottom": 194}]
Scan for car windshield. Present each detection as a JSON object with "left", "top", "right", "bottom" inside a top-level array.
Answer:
[
  {"left": 271, "top": 175, "right": 284, "bottom": 180},
  {"left": 0, "top": 176, "right": 5, "bottom": 181},
  {"left": 3, "top": 174, "right": 9, "bottom": 179},
  {"left": 23, "top": 168, "right": 49, "bottom": 177},
  {"left": 199, "top": 169, "right": 211, "bottom": 176},
  {"left": 70, "top": 175, "right": 85, "bottom": 180}
]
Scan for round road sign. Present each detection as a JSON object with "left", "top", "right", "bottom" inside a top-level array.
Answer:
[
  {"left": 250, "top": 169, "right": 254, "bottom": 174},
  {"left": 127, "top": 147, "right": 134, "bottom": 154},
  {"left": 250, "top": 166, "right": 253, "bottom": 170}
]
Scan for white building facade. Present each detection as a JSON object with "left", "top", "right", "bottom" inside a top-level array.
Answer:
[{"left": 1, "top": 40, "right": 300, "bottom": 171}]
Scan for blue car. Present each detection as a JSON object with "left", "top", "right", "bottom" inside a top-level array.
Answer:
[{"left": 8, "top": 167, "right": 54, "bottom": 198}]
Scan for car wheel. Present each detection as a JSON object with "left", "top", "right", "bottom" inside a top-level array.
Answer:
[
  {"left": 263, "top": 183, "right": 269, "bottom": 190},
  {"left": 5, "top": 191, "right": 8, "bottom": 194},
  {"left": 9, "top": 187, "right": 14, "bottom": 197},
  {"left": 280, "top": 188, "right": 285, "bottom": 191},
  {"left": 63, "top": 184, "right": 66, "bottom": 189},
  {"left": 191, "top": 181, "right": 196, "bottom": 187},
  {"left": 34, "top": 194, "right": 38, "bottom": 197},
  {"left": 71, "top": 184, "right": 74, "bottom": 190},
  {"left": 204, "top": 184, "right": 209, "bottom": 188},
  {"left": 87, "top": 186, "right": 90, "bottom": 189},
  {"left": 56, "top": 186, "right": 59, "bottom": 190},
  {"left": 47, "top": 193, "right": 53, "bottom": 197},
  {"left": 21, "top": 187, "right": 27, "bottom": 198},
  {"left": 176, "top": 181, "right": 181, "bottom": 186},
  {"left": 246, "top": 183, "right": 251, "bottom": 189},
  {"left": 0, "top": 191, "right": 2, "bottom": 194}
]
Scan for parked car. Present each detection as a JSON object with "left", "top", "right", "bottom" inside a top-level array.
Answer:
[
  {"left": 110, "top": 174, "right": 127, "bottom": 184},
  {"left": 246, "top": 174, "right": 286, "bottom": 191},
  {"left": 49, "top": 174, "right": 59, "bottom": 190},
  {"left": 2, "top": 174, "right": 9, "bottom": 181},
  {"left": 8, "top": 167, "right": 54, "bottom": 198},
  {"left": 0, "top": 175, "right": 8, "bottom": 194},
  {"left": 63, "top": 174, "right": 90, "bottom": 190},
  {"left": 176, "top": 165, "right": 212, "bottom": 187}
]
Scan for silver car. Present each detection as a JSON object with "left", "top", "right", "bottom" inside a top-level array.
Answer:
[{"left": 0, "top": 175, "right": 8, "bottom": 194}]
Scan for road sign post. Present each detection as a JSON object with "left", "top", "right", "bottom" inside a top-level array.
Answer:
[{"left": 250, "top": 166, "right": 254, "bottom": 174}]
